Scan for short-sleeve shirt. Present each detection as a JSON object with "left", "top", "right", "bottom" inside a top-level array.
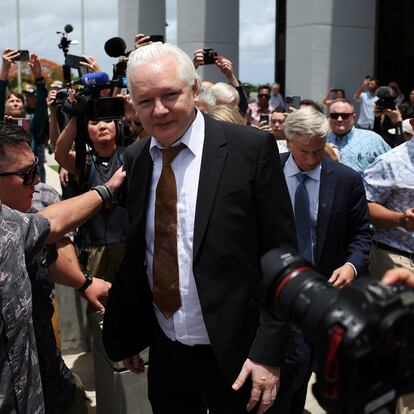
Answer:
[
  {"left": 246, "top": 102, "right": 274, "bottom": 126},
  {"left": 363, "top": 138, "right": 414, "bottom": 253},
  {"left": 0, "top": 204, "right": 50, "bottom": 414},
  {"left": 357, "top": 91, "right": 378, "bottom": 129},
  {"left": 327, "top": 127, "right": 390, "bottom": 176}
]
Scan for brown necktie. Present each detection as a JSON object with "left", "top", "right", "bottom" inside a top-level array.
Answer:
[{"left": 153, "top": 144, "right": 185, "bottom": 319}]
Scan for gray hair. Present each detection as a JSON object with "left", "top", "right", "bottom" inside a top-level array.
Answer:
[
  {"left": 127, "top": 42, "right": 201, "bottom": 92},
  {"left": 211, "top": 82, "right": 240, "bottom": 107},
  {"left": 284, "top": 108, "right": 330, "bottom": 143},
  {"left": 198, "top": 85, "right": 216, "bottom": 111}
]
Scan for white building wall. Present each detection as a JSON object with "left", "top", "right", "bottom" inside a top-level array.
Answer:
[{"left": 285, "top": 0, "right": 377, "bottom": 105}]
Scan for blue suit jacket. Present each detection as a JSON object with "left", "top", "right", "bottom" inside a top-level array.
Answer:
[{"left": 280, "top": 153, "right": 372, "bottom": 278}]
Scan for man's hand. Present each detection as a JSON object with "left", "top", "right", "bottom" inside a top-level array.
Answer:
[
  {"left": 59, "top": 167, "right": 70, "bottom": 188},
  {"left": 328, "top": 263, "right": 355, "bottom": 288},
  {"left": 82, "top": 277, "right": 111, "bottom": 312},
  {"left": 1, "top": 48, "right": 19, "bottom": 80},
  {"left": 232, "top": 358, "right": 280, "bottom": 413},
  {"left": 255, "top": 120, "right": 272, "bottom": 133},
  {"left": 382, "top": 268, "right": 414, "bottom": 288},
  {"left": 123, "top": 354, "right": 145, "bottom": 374},
  {"left": 105, "top": 166, "right": 126, "bottom": 194},
  {"left": 134, "top": 33, "right": 151, "bottom": 49},
  {"left": 80, "top": 55, "right": 100, "bottom": 73},
  {"left": 384, "top": 108, "right": 403, "bottom": 125},
  {"left": 192, "top": 48, "right": 204, "bottom": 69},
  {"left": 215, "top": 56, "right": 239, "bottom": 87},
  {"left": 47, "top": 89, "right": 57, "bottom": 108},
  {"left": 400, "top": 208, "right": 414, "bottom": 231},
  {"left": 28, "top": 53, "right": 42, "bottom": 79}
]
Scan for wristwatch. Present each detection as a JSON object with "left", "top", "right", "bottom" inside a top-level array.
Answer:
[{"left": 78, "top": 271, "right": 93, "bottom": 293}]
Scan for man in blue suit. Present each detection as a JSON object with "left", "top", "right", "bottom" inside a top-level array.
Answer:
[{"left": 271, "top": 108, "right": 372, "bottom": 413}]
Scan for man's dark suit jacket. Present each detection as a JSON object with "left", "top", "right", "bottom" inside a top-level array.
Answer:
[
  {"left": 280, "top": 153, "right": 372, "bottom": 277},
  {"left": 103, "top": 115, "right": 297, "bottom": 385}
]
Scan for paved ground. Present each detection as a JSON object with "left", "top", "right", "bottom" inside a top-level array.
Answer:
[{"left": 45, "top": 155, "right": 325, "bottom": 413}]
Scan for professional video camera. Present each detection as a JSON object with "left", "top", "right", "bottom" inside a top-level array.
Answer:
[
  {"left": 376, "top": 86, "right": 396, "bottom": 111},
  {"left": 60, "top": 72, "right": 125, "bottom": 122},
  {"left": 260, "top": 248, "right": 414, "bottom": 414},
  {"left": 56, "top": 24, "right": 80, "bottom": 83},
  {"left": 104, "top": 37, "right": 130, "bottom": 79}
]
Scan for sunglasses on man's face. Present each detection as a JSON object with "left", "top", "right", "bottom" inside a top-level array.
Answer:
[
  {"left": 0, "top": 157, "right": 39, "bottom": 185},
  {"left": 329, "top": 113, "right": 354, "bottom": 120},
  {"left": 258, "top": 94, "right": 270, "bottom": 99}
]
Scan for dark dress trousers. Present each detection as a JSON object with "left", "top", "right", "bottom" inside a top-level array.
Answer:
[{"left": 103, "top": 115, "right": 297, "bottom": 381}]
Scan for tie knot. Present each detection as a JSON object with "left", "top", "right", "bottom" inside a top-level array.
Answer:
[
  {"left": 161, "top": 143, "right": 186, "bottom": 167},
  {"left": 296, "top": 172, "right": 309, "bottom": 184}
]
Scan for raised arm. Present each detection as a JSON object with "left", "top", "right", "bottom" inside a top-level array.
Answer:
[{"left": 54, "top": 116, "right": 79, "bottom": 178}]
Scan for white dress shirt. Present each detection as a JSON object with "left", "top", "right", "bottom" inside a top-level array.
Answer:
[{"left": 145, "top": 109, "right": 210, "bottom": 345}]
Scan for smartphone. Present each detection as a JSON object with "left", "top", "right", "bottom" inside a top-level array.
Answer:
[
  {"left": 148, "top": 34, "right": 164, "bottom": 43},
  {"left": 285, "top": 95, "right": 301, "bottom": 111},
  {"left": 12, "top": 50, "right": 30, "bottom": 62},
  {"left": 91, "top": 97, "right": 125, "bottom": 121},
  {"left": 259, "top": 114, "right": 270, "bottom": 125},
  {"left": 65, "top": 54, "right": 86, "bottom": 69}
]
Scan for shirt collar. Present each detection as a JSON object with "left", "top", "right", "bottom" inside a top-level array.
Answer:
[
  {"left": 285, "top": 153, "right": 322, "bottom": 181},
  {"left": 149, "top": 108, "right": 204, "bottom": 161}
]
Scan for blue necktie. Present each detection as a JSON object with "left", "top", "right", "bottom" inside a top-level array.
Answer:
[{"left": 295, "top": 173, "right": 313, "bottom": 262}]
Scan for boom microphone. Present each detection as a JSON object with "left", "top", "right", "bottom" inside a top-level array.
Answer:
[
  {"left": 72, "top": 72, "right": 110, "bottom": 86},
  {"left": 104, "top": 37, "right": 127, "bottom": 58}
]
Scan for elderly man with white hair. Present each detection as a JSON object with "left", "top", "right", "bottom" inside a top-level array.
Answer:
[
  {"left": 272, "top": 107, "right": 371, "bottom": 414},
  {"left": 103, "top": 42, "right": 297, "bottom": 414}
]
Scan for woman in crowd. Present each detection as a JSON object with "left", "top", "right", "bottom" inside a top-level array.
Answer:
[{"left": 55, "top": 113, "right": 129, "bottom": 283}]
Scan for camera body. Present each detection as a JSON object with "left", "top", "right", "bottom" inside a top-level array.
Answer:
[
  {"left": 376, "top": 97, "right": 396, "bottom": 111},
  {"left": 261, "top": 248, "right": 414, "bottom": 414},
  {"left": 285, "top": 95, "right": 301, "bottom": 110},
  {"left": 203, "top": 48, "right": 218, "bottom": 65}
]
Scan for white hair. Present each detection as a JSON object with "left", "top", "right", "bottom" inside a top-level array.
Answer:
[
  {"left": 211, "top": 82, "right": 240, "bottom": 107},
  {"left": 127, "top": 42, "right": 201, "bottom": 92},
  {"left": 284, "top": 108, "right": 330, "bottom": 143},
  {"left": 197, "top": 85, "right": 216, "bottom": 111}
]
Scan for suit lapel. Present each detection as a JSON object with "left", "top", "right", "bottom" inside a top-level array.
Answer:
[
  {"left": 315, "top": 157, "right": 336, "bottom": 267},
  {"left": 127, "top": 139, "right": 153, "bottom": 226},
  {"left": 193, "top": 116, "right": 228, "bottom": 262}
]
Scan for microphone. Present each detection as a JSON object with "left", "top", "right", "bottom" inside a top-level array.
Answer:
[
  {"left": 104, "top": 37, "right": 127, "bottom": 58},
  {"left": 72, "top": 72, "right": 110, "bottom": 86}
]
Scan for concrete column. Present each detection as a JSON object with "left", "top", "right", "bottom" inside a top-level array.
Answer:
[
  {"left": 177, "top": 0, "right": 239, "bottom": 83},
  {"left": 285, "top": 0, "right": 377, "bottom": 104},
  {"left": 118, "top": 0, "right": 166, "bottom": 50}
]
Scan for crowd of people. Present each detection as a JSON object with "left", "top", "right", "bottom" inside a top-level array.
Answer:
[{"left": 1, "top": 33, "right": 414, "bottom": 414}]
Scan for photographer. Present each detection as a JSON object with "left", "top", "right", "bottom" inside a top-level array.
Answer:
[
  {"left": 55, "top": 110, "right": 129, "bottom": 283},
  {"left": 1, "top": 48, "right": 48, "bottom": 182},
  {"left": 193, "top": 48, "right": 249, "bottom": 115},
  {"left": 322, "top": 87, "right": 345, "bottom": 107},
  {"left": 373, "top": 86, "right": 405, "bottom": 148}
]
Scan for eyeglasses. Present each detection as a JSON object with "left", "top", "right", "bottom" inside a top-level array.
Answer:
[
  {"left": 258, "top": 94, "right": 270, "bottom": 99},
  {"left": 329, "top": 113, "right": 354, "bottom": 120},
  {"left": 0, "top": 157, "right": 39, "bottom": 185}
]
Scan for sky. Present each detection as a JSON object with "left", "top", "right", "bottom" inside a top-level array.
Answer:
[{"left": 0, "top": 0, "right": 276, "bottom": 85}]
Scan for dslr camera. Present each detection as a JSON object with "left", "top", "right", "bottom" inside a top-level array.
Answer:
[
  {"left": 260, "top": 248, "right": 414, "bottom": 414},
  {"left": 375, "top": 86, "right": 396, "bottom": 111}
]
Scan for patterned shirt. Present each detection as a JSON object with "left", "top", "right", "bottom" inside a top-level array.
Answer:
[
  {"left": 327, "top": 127, "right": 390, "bottom": 176},
  {"left": 246, "top": 102, "right": 274, "bottom": 126},
  {"left": 363, "top": 137, "right": 414, "bottom": 253},
  {"left": 0, "top": 204, "right": 49, "bottom": 414}
]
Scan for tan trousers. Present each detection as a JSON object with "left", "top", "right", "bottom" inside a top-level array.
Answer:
[{"left": 370, "top": 243, "right": 414, "bottom": 413}]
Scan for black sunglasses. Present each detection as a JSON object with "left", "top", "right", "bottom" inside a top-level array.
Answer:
[
  {"left": 258, "top": 94, "right": 270, "bottom": 99},
  {"left": 0, "top": 157, "right": 39, "bottom": 185},
  {"left": 329, "top": 113, "right": 353, "bottom": 120}
]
